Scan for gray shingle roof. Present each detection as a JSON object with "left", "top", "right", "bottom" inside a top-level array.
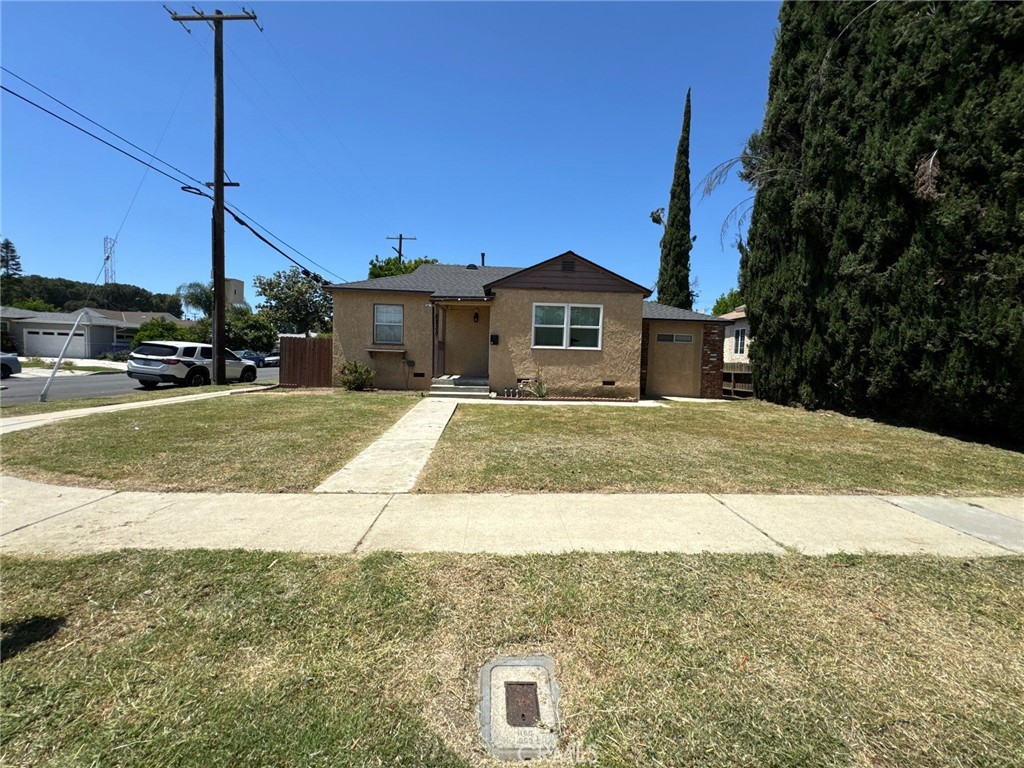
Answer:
[
  {"left": 643, "top": 302, "right": 731, "bottom": 323},
  {"left": 330, "top": 264, "right": 523, "bottom": 299},
  {"left": 0, "top": 306, "right": 127, "bottom": 327}
]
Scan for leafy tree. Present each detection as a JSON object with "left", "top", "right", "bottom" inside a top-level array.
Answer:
[
  {"left": 226, "top": 306, "right": 276, "bottom": 352},
  {"left": 152, "top": 293, "right": 184, "bottom": 317},
  {"left": 12, "top": 298, "right": 59, "bottom": 312},
  {"left": 711, "top": 288, "right": 744, "bottom": 317},
  {"left": 0, "top": 239, "right": 22, "bottom": 277},
  {"left": 741, "top": 1, "right": 1024, "bottom": 443},
  {"left": 654, "top": 88, "right": 696, "bottom": 309},
  {"left": 131, "top": 317, "right": 198, "bottom": 348},
  {"left": 253, "top": 267, "right": 332, "bottom": 335},
  {"left": 176, "top": 281, "right": 215, "bottom": 319},
  {"left": 368, "top": 254, "right": 438, "bottom": 279}
]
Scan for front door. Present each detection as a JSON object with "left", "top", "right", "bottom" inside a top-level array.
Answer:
[
  {"left": 432, "top": 304, "right": 446, "bottom": 377},
  {"left": 441, "top": 305, "right": 490, "bottom": 378}
]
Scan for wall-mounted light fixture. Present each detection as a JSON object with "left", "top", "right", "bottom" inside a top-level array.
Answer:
[{"left": 473, "top": 311, "right": 480, "bottom": 323}]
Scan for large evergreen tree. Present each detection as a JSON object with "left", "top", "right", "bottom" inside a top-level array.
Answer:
[
  {"left": 656, "top": 88, "right": 695, "bottom": 309},
  {"left": 742, "top": 1, "right": 1023, "bottom": 442},
  {"left": 1, "top": 239, "right": 23, "bottom": 277}
]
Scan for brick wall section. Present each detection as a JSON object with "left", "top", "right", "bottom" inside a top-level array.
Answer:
[{"left": 700, "top": 322, "right": 725, "bottom": 398}]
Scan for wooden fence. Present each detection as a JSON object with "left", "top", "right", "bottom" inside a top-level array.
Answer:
[
  {"left": 722, "top": 362, "right": 754, "bottom": 398},
  {"left": 279, "top": 336, "right": 333, "bottom": 388}
]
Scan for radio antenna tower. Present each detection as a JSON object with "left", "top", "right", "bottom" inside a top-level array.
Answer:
[{"left": 103, "top": 236, "right": 116, "bottom": 284}]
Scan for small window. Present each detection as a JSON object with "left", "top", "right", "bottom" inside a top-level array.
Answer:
[
  {"left": 181, "top": 346, "right": 198, "bottom": 358},
  {"left": 200, "top": 347, "right": 213, "bottom": 360},
  {"left": 374, "top": 304, "right": 403, "bottom": 344},
  {"left": 656, "top": 333, "right": 693, "bottom": 343},
  {"left": 734, "top": 328, "right": 746, "bottom": 355}
]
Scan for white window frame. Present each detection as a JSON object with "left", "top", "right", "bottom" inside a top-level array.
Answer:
[
  {"left": 656, "top": 333, "right": 693, "bottom": 344},
  {"left": 373, "top": 304, "right": 404, "bottom": 345},
  {"left": 531, "top": 303, "right": 603, "bottom": 350},
  {"left": 734, "top": 328, "right": 746, "bottom": 355}
]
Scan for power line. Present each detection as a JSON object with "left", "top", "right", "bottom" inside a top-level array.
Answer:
[
  {"left": 1, "top": 84, "right": 197, "bottom": 189},
  {"left": 246, "top": 5, "right": 401, "bottom": 225},
  {"left": 222, "top": 38, "right": 393, "bottom": 234},
  {"left": 112, "top": 51, "right": 204, "bottom": 243},
  {"left": 227, "top": 202, "right": 345, "bottom": 281},
  {"left": 173, "top": 17, "right": 390, "bottom": 236},
  {"left": 1, "top": 66, "right": 208, "bottom": 189},
  {"left": 2, "top": 80, "right": 341, "bottom": 283}
]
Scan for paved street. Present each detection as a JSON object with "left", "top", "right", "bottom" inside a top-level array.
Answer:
[{"left": 0, "top": 366, "right": 279, "bottom": 405}]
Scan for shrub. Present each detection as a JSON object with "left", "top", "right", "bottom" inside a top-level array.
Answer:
[
  {"left": 522, "top": 370, "right": 548, "bottom": 399},
  {"left": 339, "top": 360, "right": 375, "bottom": 391}
]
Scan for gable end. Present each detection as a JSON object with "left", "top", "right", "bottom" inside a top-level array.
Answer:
[{"left": 484, "top": 251, "right": 652, "bottom": 296}]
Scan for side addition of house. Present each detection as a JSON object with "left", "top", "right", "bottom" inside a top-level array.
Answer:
[{"left": 330, "top": 251, "right": 731, "bottom": 400}]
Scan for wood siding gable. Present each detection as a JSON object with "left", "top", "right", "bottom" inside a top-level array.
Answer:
[{"left": 483, "top": 251, "right": 653, "bottom": 296}]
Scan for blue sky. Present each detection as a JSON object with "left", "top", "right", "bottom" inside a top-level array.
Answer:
[{"left": 1, "top": 1, "right": 779, "bottom": 313}]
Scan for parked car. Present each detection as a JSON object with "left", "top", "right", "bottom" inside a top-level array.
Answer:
[
  {"left": 127, "top": 341, "right": 257, "bottom": 389},
  {"left": 233, "top": 349, "right": 266, "bottom": 367},
  {"left": 264, "top": 350, "right": 280, "bottom": 367},
  {"left": 0, "top": 353, "right": 21, "bottom": 379}
]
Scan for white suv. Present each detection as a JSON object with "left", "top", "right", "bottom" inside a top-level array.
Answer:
[{"left": 127, "top": 341, "right": 258, "bottom": 389}]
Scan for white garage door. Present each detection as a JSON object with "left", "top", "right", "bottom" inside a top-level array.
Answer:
[{"left": 23, "top": 329, "right": 87, "bottom": 358}]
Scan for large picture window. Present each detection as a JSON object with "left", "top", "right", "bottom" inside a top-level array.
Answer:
[
  {"left": 532, "top": 303, "right": 603, "bottom": 350},
  {"left": 374, "top": 304, "right": 403, "bottom": 344}
]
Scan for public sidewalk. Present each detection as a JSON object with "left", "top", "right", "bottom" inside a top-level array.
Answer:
[{"left": 1, "top": 475, "right": 1020, "bottom": 556}]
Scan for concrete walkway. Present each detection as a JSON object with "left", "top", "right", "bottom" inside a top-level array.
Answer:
[
  {"left": 1, "top": 476, "right": 1020, "bottom": 556},
  {"left": 315, "top": 397, "right": 458, "bottom": 493},
  {"left": 0, "top": 387, "right": 268, "bottom": 435}
]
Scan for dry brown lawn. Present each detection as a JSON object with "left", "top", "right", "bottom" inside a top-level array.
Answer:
[
  {"left": 417, "top": 399, "right": 1024, "bottom": 495},
  {"left": 0, "top": 390, "right": 417, "bottom": 493},
  {"left": 2, "top": 551, "right": 1022, "bottom": 766}
]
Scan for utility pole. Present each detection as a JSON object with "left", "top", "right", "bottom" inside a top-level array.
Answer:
[
  {"left": 169, "top": 7, "right": 255, "bottom": 384},
  {"left": 387, "top": 234, "right": 416, "bottom": 263}
]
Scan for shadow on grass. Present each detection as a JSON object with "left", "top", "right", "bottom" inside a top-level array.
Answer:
[{"left": 1, "top": 615, "right": 66, "bottom": 663}]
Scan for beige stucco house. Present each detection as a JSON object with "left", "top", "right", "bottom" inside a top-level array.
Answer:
[
  {"left": 330, "top": 251, "right": 730, "bottom": 400},
  {"left": 719, "top": 304, "right": 750, "bottom": 363}
]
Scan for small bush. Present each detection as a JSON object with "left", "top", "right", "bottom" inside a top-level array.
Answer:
[
  {"left": 339, "top": 360, "right": 375, "bottom": 391},
  {"left": 96, "top": 345, "right": 131, "bottom": 362},
  {"left": 522, "top": 370, "right": 548, "bottom": 399}
]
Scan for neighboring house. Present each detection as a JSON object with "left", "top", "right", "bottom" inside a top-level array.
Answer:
[
  {"left": 720, "top": 304, "right": 750, "bottom": 363},
  {"left": 330, "top": 251, "right": 731, "bottom": 400},
  {"left": 0, "top": 306, "right": 189, "bottom": 358}
]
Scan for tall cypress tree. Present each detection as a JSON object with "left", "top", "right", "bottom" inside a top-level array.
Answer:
[
  {"left": 742, "top": 1, "right": 1023, "bottom": 443},
  {"left": 657, "top": 88, "right": 695, "bottom": 309}
]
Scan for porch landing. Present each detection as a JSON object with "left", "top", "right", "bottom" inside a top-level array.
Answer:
[{"left": 429, "top": 375, "right": 492, "bottom": 400}]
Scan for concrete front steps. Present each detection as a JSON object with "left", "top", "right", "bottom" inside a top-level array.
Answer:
[{"left": 429, "top": 375, "right": 492, "bottom": 399}]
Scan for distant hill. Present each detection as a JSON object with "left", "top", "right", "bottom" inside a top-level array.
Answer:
[{"left": 0, "top": 274, "right": 183, "bottom": 317}]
